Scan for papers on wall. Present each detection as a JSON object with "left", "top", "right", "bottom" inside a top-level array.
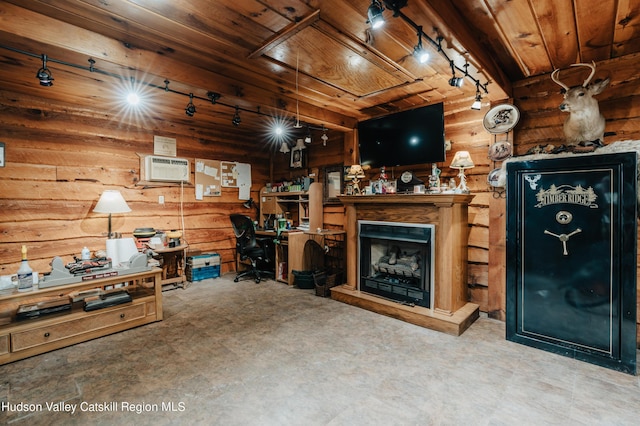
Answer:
[
  {"left": 195, "top": 158, "right": 222, "bottom": 198},
  {"left": 221, "top": 161, "right": 238, "bottom": 187},
  {"left": 235, "top": 162, "right": 252, "bottom": 200},
  {"left": 153, "top": 135, "right": 177, "bottom": 157},
  {"left": 194, "top": 159, "right": 252, "bottom": 200}
]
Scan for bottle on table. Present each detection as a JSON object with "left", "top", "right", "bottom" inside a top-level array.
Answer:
[{"left": 17, "top": 245, "right": 33, "bottom": 292}]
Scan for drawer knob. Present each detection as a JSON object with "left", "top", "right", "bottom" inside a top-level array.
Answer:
[
  {"left": 120, "top": 313, "right": 126, "bottom": 319},
  {"left": 44, "top": 332, "right": 50, "bottom": 338}
]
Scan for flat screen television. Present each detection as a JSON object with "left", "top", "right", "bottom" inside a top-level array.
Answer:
[{"left": 357, "top": 102, "right": 446, "bottom": 169}]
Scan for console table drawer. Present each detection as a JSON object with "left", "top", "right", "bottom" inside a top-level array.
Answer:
[{"left": 11, "top": 303, "right": 145, "bottom": 352}]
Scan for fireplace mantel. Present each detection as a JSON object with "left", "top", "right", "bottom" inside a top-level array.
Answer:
[{"left": 332, "top": 193, "right": 479, "bottom": 335}]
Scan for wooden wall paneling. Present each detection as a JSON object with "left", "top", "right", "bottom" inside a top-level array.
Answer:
[{"left": 487, "top": 195, "right": 506, "bottom": 320}]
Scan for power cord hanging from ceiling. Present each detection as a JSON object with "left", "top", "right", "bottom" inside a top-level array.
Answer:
[{"left": 294, "top": 49, "right": 302, "bottom": 129}]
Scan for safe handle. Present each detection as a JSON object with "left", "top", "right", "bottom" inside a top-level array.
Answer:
[{"left": 544, "top": 228, "right": 582, "bottom": 255}]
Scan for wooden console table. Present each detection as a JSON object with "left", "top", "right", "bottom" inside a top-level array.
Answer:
[
  {"left": 0, "top": 268, "right": 162, "bottom": 365},
  {"left": 333, "top": 193, "right": 479, "bottom": 335}
]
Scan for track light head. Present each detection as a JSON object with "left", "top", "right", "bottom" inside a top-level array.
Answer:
[
  {"left": 367, "top": 0, "right": 385, "bottom": 29},
  {"left": 232, "top": 106, "right": 241, "bottom": 126},
  {"left": 36, "top": 54, "right": 54, "bottom": 87},
  {"left": 471, "top": 85, "right": 483, "bottom": 110},
  {"left": 413, "top": 45, "right": 429, "bottom": 64},
  {"left": 185, "top": 93, "right": 196, "bottom": 117},
  {"left": 207, "top": 91, "right": 221, "bottom": 104},
  {"left": 449, "top": 76, "right": 464, "bottom": 87}
]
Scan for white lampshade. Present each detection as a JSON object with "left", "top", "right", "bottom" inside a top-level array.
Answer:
[
  {"left": 347, "top": 164, "right": 365, "bottom": 179},
  {"left": 294, "top": 138, "right": 306, "bottom": 149},
  {"left": 94, "top": 190, "right": 131, "bottom": 238},
  {"left": 279, "top": 142, "right": 290, "bottom": 153},
  {"left": 94, "top": 190, "right": 131, "bottom": 214},
  {"left": 450, "top": 151, "right": 475, "bottom": 169}
]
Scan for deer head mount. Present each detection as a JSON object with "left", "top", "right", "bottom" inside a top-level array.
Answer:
[{"left": 551, "top": 62, "right": 610, "bottom": 145}]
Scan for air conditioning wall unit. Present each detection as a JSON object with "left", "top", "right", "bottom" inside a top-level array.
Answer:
[{"left": 144, "top": 155, "right": 190, "bottom": 183}]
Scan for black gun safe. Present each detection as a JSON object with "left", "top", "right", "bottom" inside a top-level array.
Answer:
[{"left": 506, "top": 152, "right": 637, "bottom": 374}]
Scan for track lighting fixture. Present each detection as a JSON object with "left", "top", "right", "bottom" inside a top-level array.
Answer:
[
  {"left": 366, "top": 0, "right": 385, "bottom": 29},
  {"left": 232, "top": 106, "right": 241, "bottom": 126},
  {"left": 36, "top": 54, "right": 54, "bottom": 86},
  {"left": 471, "top": 83, "right": 483, "bottom": 110},
  {"left": 185, "top": 93, "right": 196, "bottom": 117},
  {"left": 6, "top": 45, "right": 337, "bottom": 133},
  {"left": 363, "top": 0, "right": 489, "bottom": 95},
  {"left": 207, "top": 91, "right": 221, "bottom": 104}
]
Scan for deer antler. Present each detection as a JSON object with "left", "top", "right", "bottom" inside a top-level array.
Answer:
[
  {"left": 551, "top": 69, "right": 570, "bottom": 92},
  {"left": 571, "top": 61, "right": 596, "bottom": 87}
]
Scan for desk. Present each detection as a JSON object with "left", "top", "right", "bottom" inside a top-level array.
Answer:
[
  {"left": 256, "top": 229, "right": 345, "bottom": 286},
  {"left": 153, "top": 244, "right": 188, "bottom": 290}
]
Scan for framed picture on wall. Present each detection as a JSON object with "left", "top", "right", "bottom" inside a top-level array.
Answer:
[
  {"left": 290, "top": 146, "right": 306, "bottom": 169},
  {"left": 323, "top": 164, "right": 344, "bottom": 204}
]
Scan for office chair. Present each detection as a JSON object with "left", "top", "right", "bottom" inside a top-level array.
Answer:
[{"left": 229, "top": 214, "right": 273, "bottom": 283}]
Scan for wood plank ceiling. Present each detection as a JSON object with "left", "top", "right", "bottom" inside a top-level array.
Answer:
[{"left": 0, "top": 0, "right": 637, "bottom": 142}]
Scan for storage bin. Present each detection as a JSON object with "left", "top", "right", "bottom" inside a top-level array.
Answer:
[
  {"left": 187, "top": 253, "right": 220, "bottom": 268},
  {"left": 292, "top": 270, "right": 318, "bottom": 289},
  {"left": 186, "top": 265, "right": 220, "bottom": 281}
]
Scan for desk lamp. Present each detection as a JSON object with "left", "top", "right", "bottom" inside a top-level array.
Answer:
[
  {"left": 346, "top": 164, "right": 366, "bottom": 195},
  {"left": 93, "top": 190, "right": 131, "bottom": 238},
  {"left": 450, "top": 151, "right": 475, "bottom": 193},
  {"left": 242, "top": 198, "right": 259, "bottom": 222}
]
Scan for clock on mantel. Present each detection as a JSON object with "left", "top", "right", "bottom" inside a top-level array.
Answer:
[{"left": 397, "top": 171, "right": 423, "bottom": 193}]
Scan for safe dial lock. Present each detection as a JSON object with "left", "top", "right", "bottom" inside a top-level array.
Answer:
[{"left": 555, "top": 210, "right": 573, "bottom": 225}]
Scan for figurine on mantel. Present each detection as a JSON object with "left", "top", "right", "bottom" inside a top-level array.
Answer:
[
  {"left": 428, "top": 163, "right": 441, "bottom": 192},
  {"left": 379, "top": 166, "right": 388, "bottom": 182}
]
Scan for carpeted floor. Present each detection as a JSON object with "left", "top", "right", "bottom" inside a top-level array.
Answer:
[{"left": 1, "top": 275, "right": 639, "bottom": 425}]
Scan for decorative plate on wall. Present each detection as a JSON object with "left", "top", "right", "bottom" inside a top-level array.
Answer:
[
  {"left": 487, "top": 168, "right": 504, "bottom": 187},
  {"left": 483, "top": 104, "right": 520, "bottom": 134},
  {"left": 488, "top": 140, "right": 513, "bottom": 161}
]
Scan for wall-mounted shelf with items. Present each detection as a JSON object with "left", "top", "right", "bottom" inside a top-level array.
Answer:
[{"left": 259, "top": 183, "right": 323, "bottom": 231}]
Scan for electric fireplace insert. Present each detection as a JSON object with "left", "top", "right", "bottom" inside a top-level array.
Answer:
[{"left": 358, "top": 220, "right": 434, "bottom": 308}]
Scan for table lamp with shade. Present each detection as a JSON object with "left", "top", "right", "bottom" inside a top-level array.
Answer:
[
  {"left": 93, "top": 190, "right": 131, "bottom": 238},
  {"left": 449, "top": 151, "right": 475, "bottom": 193}
]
